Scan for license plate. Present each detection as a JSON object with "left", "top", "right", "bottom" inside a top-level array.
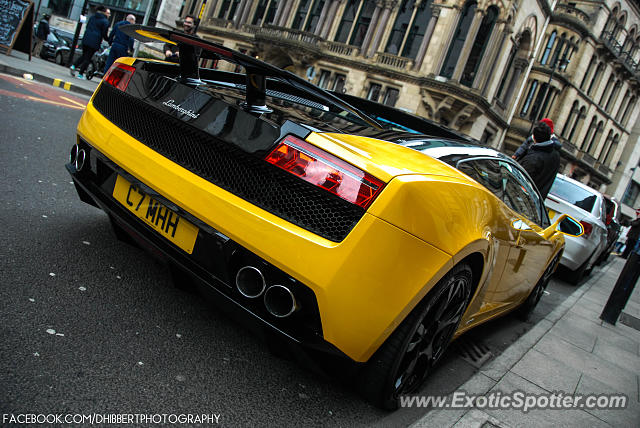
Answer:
[{"left": 113, "top": 175, "right": 198, "bottom": 254}]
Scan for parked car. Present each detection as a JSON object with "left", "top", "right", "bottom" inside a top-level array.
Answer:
[
  {"left": 598, "top": 195, "right": 622, "bottom": 263},
  {"left": 32, "top": 26, "right": 69, "bottom": 61},
  {"left": 545, "top": 174, "right": 608, "bottom": 283},
  {"left": 54, "top": 32, "right": 108, "bottom": 78},
  {"left": 66, "top": 26, "right": 583, "bottom": 410}
]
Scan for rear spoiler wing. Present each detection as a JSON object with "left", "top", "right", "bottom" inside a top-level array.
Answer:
[{"left": 120, "top": 25, "right": 382, "bottom": 129}]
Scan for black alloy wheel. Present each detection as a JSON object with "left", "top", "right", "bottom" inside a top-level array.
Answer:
[
  {"left": 517, "top": 255, "right": 558, "bottom": 320},
  {"left": 55, "top": 52, "right": 63, "bottom": 65},
  {"left": 358, "top": 263, "right": 473, "bottom": 409}
]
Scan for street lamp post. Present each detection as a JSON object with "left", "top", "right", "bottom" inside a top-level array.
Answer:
[{"left": 67, "top": 0, "right": 91, "bottom": 67}]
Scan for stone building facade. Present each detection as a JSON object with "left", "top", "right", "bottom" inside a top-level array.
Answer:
[{"left": 177, "top": 0, "right": 640, "bottom": 216}]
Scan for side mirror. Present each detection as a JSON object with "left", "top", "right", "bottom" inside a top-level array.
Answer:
[{"left": 542, "top": 213, "right": 584, "bottom": 239}]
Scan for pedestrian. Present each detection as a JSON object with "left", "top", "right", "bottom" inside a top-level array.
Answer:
[
  {"left": 164, "top": 15, "right": 196, "bottom": 62},
  {"left": 512, "top": 118, "right": 562, "bottom": 161},
  {"left": 621, "top": 214, "right": 640, "bottom": 259},
  {"left": 518, "top": 121, "right": 561, "bottom": 199},
  {"left": 33, "top": 14, "right": 50, "bottom": 57},
  {"left": 103, "top": 14, "right": 136, "bottom": 74},
  {"left": 70, "top": 5, "right": 110, "bottom": 80},
  {"left": 615, "top": 223, "right": 630, "bottom": 254}
]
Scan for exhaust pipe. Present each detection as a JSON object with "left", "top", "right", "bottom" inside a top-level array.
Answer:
[
  {"left": 76, "top": 149, "right": 86, "bottom": 171},
  {"left": 264, "top": 285, "right": 298, "bottom": 318},
  {"left": 70, "top": 144, "right": 78, "bottom": 164},
  {"left": 235, "top": 266, "right": 266, "bottom": 298}
]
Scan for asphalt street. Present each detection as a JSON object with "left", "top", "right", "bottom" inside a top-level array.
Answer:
[{"left": 0, "top": 74, "right": 591, "bottom": 427}]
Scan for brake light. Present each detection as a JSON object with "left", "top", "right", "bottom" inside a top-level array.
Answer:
[
  {"left": 579, "top": 220, "right": 593, "bottom": 237},
  {"left": 103, "top": 63, "right": 135, "bottom": 91},
  {"left": 265, "top": 135, "right": 385, "bottom": 209}
]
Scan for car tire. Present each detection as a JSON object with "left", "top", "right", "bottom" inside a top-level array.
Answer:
[
  {"left": 516, "top": 255, "right": 558, "bottom": 321},
  {"left": 567, "top": 250, "right": 595, "bottom": 285},
  {"left": 55, "top": 52, "right": 63, "bottom": 65},
  {"left": 356, "top": 263, "right": 473, "bottom": 410}
]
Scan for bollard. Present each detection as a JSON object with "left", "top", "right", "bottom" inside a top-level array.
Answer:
[{"left": 600, "top": 239, "right": 640, "bottom": 325}]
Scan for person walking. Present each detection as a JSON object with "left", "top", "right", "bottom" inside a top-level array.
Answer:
[
  {"left": 70, "top": 5, "right": 109, "bottom": 80},
  {"left": 512, "top": 118, "right": 562, "bottom": 161},
  {"left": 622, "top": 214, "right": 640, "bottom": 259},
  {"left": 103, "top": 14, "right": 136, "bottom": 74},
  {"left": 518, "top": 121, "right": 561, "bottom": 199},
  {"left": 33, "top": 14, "right": 50, "bottom": 57}
]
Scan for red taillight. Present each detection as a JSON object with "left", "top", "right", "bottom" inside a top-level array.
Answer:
[
  {"left": 103, "top": 63, "right": 135, "bottom": 91},
  {"left": 579, "top": 220, "right": 593, "bottom": 237},
  {"left": 265, "top": 135, "right": 385, "bottom": 209}
]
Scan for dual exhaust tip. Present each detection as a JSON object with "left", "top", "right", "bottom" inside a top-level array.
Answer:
[
  {"left": 70, "top": 144, "right": 86, "bottom": 171},
  {"left": 235, "top": 266, "right": 298, "bottom": 318}
]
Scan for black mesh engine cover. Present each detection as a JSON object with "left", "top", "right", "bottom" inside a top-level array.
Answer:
[{"left": 91, "top": 83, "right": 365, "bottom": 242}]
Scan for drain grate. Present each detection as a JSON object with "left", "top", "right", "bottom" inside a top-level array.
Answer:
[
  {"left": 619, "top": 312, "right": 640, "bottom": 331},
  {"left": 455, "top": 339, "right": 493, "bottom": 368}
]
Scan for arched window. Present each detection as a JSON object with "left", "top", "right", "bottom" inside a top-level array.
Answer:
[
  {"left": 614, "top": 12, "right": 627, "bottom": 40},
  {"left": 599, "top": 74, "right": 616, "bottom": 105},
  {"left": 585, "top": 120, "right": 604, "bottom": 155},
  {"left": 529, "top": 82, "right": 549, "bottom": 120},
  {"left": 606, "top": 80, "right": 622, "bottom": 112},
  {"left": 582, "top": 116, "right": 598, "bottom": 151},
  {"left": 559, "top": 37, "right": 575, "bottom": 71},
  {"left": 616, "top": 90, "right": 631, "bottom": 121},
  {"left": 622, "top": 96, "right": 637, "bottom": 126},
  {"left": 335, "top": 1, "right": 359, "bottom": 43},
  {"left": 587, "top": 62, "right": 604, "bottom": 96},
  {"left": 520, "top": 79, "right": 539, "bottom": 117},
  {"left": 603, "top": 134, "right": 619, "bottom": 166},
  {"left": 293, "top": 0, "right": 325, "bottom": 31},
  {"left": 461, "top": 6, "right": 499, "bottom": 86},
  {"left": 568, "top": 106, "right": 586, "bottom": 142},
  {"left": 385, "top": 0, "right": 433, "bottom": 58},
  {"left": 440, "top": 1, "right": 478, "bottom": 78},
  {"left": 549, "top": 33, "right": 566, "bottom": 68},
  {"left": 335, "top": 0, "right": 376, "bottom": 46},
  {"left": 603, "top": 6, "right": 619, "bottom": 35},
  {"left": 217, "top": 0, "right": 241, "bottom": 19},
  {"left": 580, "top": 55, "right": 597, "bottom": 89},
  {"left": 562, "top": 101, "right": 579, "bottom": 137},
  {"left": 540, "top": 31, "right": 557, "bottom": 65},
  {"left": 623, "top": 28, "right": 636, "bottom": 52},
  {"left": 599, "top": 130, "right": 613, "bottom": 161}
]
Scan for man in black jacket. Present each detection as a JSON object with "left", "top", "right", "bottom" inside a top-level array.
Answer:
[
  {"left": 70, "top": 5, "right": 109, "bottom": 79},
  {"left": 33, "top": 14, "right": 50, "bottom": 57},
  {"left": 518, "top": 122, "right": 561, "bottom": 199}
]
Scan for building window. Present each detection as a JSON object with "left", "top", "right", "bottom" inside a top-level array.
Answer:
[
  {"left": 440, "top": 1, "right": 477, "bottom": 78},
  {"left": 622, "top": 96, "right": 636, "bottom": 126},
  {"left": 218, "top": 0, "right": 240, "bottom": 19},
  {"left": 520, "top": 80, "right": 538, "bottom": 117},
  {"left": 529, "top": 82, "right": 548, "bottom": 120},
  {"left": 580, "top": 55, "right": 596, "bottom": 89},
  {"left": 349, "top": 0, "right": 376, "bottom": 47},
  {"left": 567, "top": 106, "right": 586, "bottom": 142},
  {"left": 317, "top": 69, "right": 332, "bottom": 89},
  {"left": 599, "top": 74, "right": 615, "bottom": 105},
  {"left": 549, "top": 33, "right": 566, "bottom": 68},
  {"left": 304, "top": 0, "right": 326, "bottom": 32},
  {"left": 585, "top": 120, "right": 603, "bottom": 155},
  {"left": 292, "top": 0, "right": 313, "bottom": 29},
  {"left": 540, "top": 31, "right": 557, "bottom": 65},
  {"left": 461, "top": 6, "right": 498, "bottom": 86},
  {"left": 562, "top": 101, "right": 579, "bottom": 137},
  {"left": 367, "top": 83, "right": 382, "bottom": 101},
  {"left": 587, "top": 62, "right": 604, "bottom": 96},
  {"left": 382, "top": 87, "right": 399, "bottom": 106},
  {"left": 605, "top": 80, "right": 622, "bottom": 112},
  {"left": 335, "top": 0, "right": 359, "bottom": 43},
  {"left": 252, "top": 0, "right": 278, "bottom": 25},
  {"left": 602, "top": 133, "right": 619, "bottom": 166},
  {"left": 333, "top": 74, "right": 346, "bottom": 92},
  {"left": 616, "top": 90, "right": 631, "bottom": 121},
  {"left": 581, "top": 116, "right": 598, "bottom": 151},
  {"left": 385, "top": 0, "right": 432, "bottom": 59},
  {"left": 622, "top": 181, "right": 640, "bottom": 207}
]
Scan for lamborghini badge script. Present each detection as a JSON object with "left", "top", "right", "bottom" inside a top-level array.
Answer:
[{"left": 162, "top": 99, "right": 200, "bottom": 119}]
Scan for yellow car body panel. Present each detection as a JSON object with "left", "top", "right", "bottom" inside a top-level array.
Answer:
[
  {"left": 76, "top": 72, "right": 564, "bottom": 363},
  {"left": 77, "top": 103, "right": 463, "bottom": 361}
]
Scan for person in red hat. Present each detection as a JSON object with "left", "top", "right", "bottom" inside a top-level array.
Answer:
[{"left": 512, "top": 117, "right": 562, "bottom": 161}]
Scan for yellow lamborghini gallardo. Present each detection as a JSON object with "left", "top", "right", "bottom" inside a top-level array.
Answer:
[{"left": 67, "top": 26, "right": 582, "bottom": 409}]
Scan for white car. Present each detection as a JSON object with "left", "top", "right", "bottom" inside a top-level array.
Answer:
[{"left": 544, "top": 174, "right": 608, "bottom": 284}]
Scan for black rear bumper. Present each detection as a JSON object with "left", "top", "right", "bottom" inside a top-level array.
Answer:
[{"left": 66, "top": 141, "right": 360, "bottom": 375}]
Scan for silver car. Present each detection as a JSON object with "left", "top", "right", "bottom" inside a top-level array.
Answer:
[{"left": 544, "top": 174, "right": 608, "bottom": 284}]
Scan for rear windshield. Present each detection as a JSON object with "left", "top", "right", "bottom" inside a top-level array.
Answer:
[{"left": 549, "top": 177, "right": 597, "bottom": 212}]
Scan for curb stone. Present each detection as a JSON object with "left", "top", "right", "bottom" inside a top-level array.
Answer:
[{"left": 0, "top": 63, "right": 95, "bottom": 97}]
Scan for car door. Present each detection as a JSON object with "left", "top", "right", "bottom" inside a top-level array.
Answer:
[{"left": 497, "top": 161, "right": 555, "bottom": 302}]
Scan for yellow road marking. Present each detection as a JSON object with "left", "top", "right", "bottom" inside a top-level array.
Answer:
[
  {"left": 60, "top": 96, "right": 85, "bottom": 107},
  {"left": 25, "top": 95, "right": 84, "bottom": 110}
]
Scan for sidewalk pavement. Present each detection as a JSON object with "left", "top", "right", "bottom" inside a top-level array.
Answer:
[
  {"left": 413, "top": 256, "right": 640, "bottom": 427},
  {"left": 0, "top": 49, "right": 99, "bottom": 97}
]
